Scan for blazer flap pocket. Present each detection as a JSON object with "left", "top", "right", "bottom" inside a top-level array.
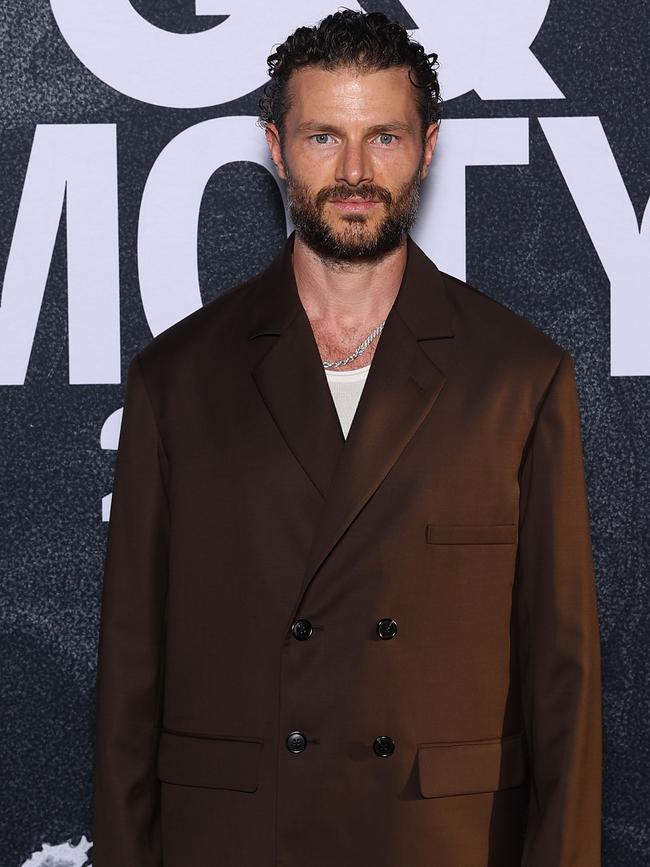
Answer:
[
  {"left": 426, "top": 523, "right": 517, "bottom": 545},
  {"left": 417, "top": 731, "right": 526, "bottom": 798},
  {"left": 157, "top": 729, "right": 263, "bottom": 792}
]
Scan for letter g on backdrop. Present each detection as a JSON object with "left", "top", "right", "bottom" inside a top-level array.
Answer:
[{"left": 49, "top": 0, "right": 354, "bottom": 107}]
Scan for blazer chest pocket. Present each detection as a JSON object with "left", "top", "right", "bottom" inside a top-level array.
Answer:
[
  {"left": 417, "top": 731, "right": 527, "bottom": 799},
  {"left": 156, "top": 728, "right": 263, "bottom": 793},
  {"left": 426, "top": 523, "right": 518, "bottom": 545}
]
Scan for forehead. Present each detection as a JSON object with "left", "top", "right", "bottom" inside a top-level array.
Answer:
[{"left": 285, "top": 65, "right": 419, "bottom": 126}]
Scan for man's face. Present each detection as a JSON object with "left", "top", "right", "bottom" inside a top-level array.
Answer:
[{"left": 265, "top": 65, "right": 439, "bottom": 264}]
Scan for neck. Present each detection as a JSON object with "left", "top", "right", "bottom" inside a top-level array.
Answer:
[{"left": 292, "top": 233, "right": 407, "bottom": 331}]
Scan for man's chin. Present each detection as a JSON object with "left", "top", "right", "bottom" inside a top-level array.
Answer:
[
  {"left": 312, "top": 231, "right": 402, "bottom": 263},
  {"left": 325, "top": 222, "right": 377, "bottom": 246},
  {"left": 326, "top": 216, "right": 382, "bottom": 242}
]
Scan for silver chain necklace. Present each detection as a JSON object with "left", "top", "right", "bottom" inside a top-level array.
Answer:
[{"left": 322, "top": 321, "right": 386, "bottom": 369}]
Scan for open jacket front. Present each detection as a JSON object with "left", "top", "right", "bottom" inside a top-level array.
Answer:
[{"left": 92, "top": 231, "right": 602, "bottom": 867}]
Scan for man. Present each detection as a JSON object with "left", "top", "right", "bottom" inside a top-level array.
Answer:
[{"left": 92, "top": 10, "right": 602, "bottom": 867}]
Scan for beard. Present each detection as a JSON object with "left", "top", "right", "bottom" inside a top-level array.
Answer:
[{"left": 285, "top": 162, "right": 423, "bottom": 266}]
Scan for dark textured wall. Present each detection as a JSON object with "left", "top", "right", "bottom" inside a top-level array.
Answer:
[{"left": 1, "top": 1, "right": 648, "bottom": 865}]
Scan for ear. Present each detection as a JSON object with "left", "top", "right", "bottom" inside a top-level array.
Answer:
[
  {"left": 419, "top": 121, "right": 440, "bottom": 180},
  {"left": 265, "top": 122, "right": 288, "bottom": 180}
]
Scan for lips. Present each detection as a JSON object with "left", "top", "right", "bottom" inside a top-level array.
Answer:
[
  {"left": 328, "top": 197, "right": 381, "bottom": 212},
  {"left": 330, "top": 197, "right": 379, "bottom": 203}
]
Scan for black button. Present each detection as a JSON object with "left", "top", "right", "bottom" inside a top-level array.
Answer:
[
  {"left": 291, "top": 619, "right": 313, "bottom": 640},
  {"left": 373, "top": 735, "right": 395, "bottom": 757},
  {"left": 376, "top": 618, "right": 398, "bottom": 640},
  {"left": 286, "top": 731, "right": 307, "bottom": 753}
]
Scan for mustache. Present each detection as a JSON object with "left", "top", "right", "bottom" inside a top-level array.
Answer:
[{"left": 315, "top": 184, "right": 392, "bottom": 207}]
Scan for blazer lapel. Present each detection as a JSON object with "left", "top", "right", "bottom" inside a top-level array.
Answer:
[
  {"left": 248, "top": 233, "right": 345, "bottom": 500},
  {"left": 248, "top": 230, "right": 455, "bottom": 610},
  {"left": 299, "top": 235, "right": 454, "bottom": 601}
]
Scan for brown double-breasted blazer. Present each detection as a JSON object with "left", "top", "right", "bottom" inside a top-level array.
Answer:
[{"left": 92, "top": 230, "right": 602, "bottom": 866}]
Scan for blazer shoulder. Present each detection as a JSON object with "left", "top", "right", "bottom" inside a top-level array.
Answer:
[
  {"left": 439, "top": 269, "right": 569, "bottom": 372},
  {"left": 133, "top": 271, "right": 262, "bottom": 380}
]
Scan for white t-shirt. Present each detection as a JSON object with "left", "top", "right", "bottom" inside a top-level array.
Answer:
[{"left": 324, "top": 363, "right": 371, "bottom": 438}]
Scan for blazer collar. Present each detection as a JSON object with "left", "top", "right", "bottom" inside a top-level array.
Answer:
[
  {"left": 247, "top": 230, "right": 454, "bottom": 342},
  {"left": 247, "top": 230, "right": 454, "bottom": 619}
]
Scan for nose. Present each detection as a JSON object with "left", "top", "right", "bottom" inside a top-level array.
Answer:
[{"left": 335, "top": 139, "right": 373, "bottom": 188}]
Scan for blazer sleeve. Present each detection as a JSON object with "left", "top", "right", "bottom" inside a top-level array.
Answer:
[
  {"left": 92, "top": 351, "right": 169, "bottom": 867},
  {"left": 516, "top": 349, "right": 602, "bottom": 866}
]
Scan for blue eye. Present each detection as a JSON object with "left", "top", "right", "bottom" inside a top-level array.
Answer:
[
  {"left": 377, "top": 133, "right": 396, "bottom": 145},
  {"left": 312, "top": 134, "right": 333, "bottom": 144}
]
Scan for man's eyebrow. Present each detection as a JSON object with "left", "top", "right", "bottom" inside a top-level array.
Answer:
[{"left": 296, "top": 121, "right": 414, "bottom": 134}]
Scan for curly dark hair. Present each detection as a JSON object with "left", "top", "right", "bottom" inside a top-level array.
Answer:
[{"left": 258, "top": 9, "right": 442, "bottom": 142}]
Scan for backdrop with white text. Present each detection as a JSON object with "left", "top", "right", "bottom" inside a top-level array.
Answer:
[{"left": 1, "top": 1, "right": 648, "bottom": 865}]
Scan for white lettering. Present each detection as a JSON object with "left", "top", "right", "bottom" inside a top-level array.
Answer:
[
  {"left": 540, "top": 116, "right": 650, "bottom": 375},
  {"left": 0, "top": 125, "right": 120, "bottom": 385},
  {"left": 414, "top": 118, "right": 529, "bottom": 278},
  {"left": 405, "top": 0, "right": 562, "bottom": 100},
  {"left": 49, "top": 0, "right": 351, "bottom": 108},
  {"left": 138, "top": 115, "right": 290, "bottom": 336}
]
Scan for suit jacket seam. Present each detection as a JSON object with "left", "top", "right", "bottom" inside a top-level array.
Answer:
[
  {"left": 133, "top": 350, "right": 171, "bottom": 518},
  {"left": 517, "top": 349, "right": 567, "bottom": 529}
]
